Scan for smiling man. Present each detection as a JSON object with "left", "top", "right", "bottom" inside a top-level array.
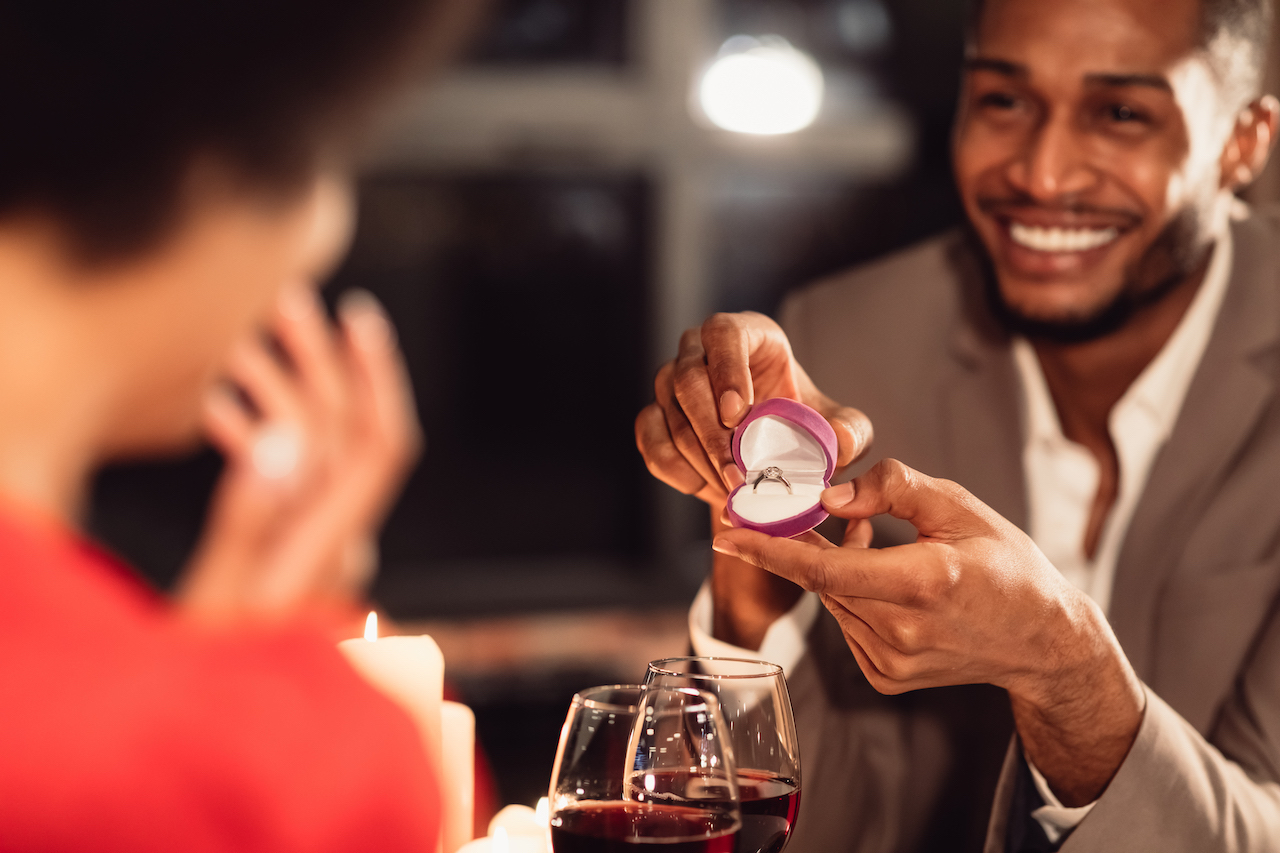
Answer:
[{"left": 636, "top": 0, "right": 1280, "bottom": 850}]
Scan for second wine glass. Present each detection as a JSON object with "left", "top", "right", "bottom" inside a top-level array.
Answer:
[
  {"left": 645, "top": 658, "right": 801, "bottom": 853},
  {"left": 548, "top": 684, "right": 741, "bottom": 853}
]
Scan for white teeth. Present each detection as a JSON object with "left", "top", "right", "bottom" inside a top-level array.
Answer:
[{"left": 1009, "top": 223, "right": 1119, "bottom": 253}]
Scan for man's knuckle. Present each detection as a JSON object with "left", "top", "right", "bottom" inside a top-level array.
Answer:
[
  {"left": 668, "top": 418, "right": 702, "bottom": 454},
  {"left": 912, "top": 571, "right": 942, "bottom": 607},
  {"left": 653, "top": 362, "right": 675, "bottom": 396},
  {"left": 909, "top": 559, "right": 954, "bottom": 607},
  {"left": 635, "top": 404, "right": 663, "bottom": 444},
  {"left": 651, "top": 443, "right": 688, "bottom": 475},
  {"left": 876, "top": 651, "right": 914, "bottom": 684},
  {"left": 671, "top": 367, "right": 707, "bottom": 406},
  {"left": 885, "top": 620, "right": 919, "bottom": 652},
  {"left": 703, "top": 312, "right": 739, "bottom": 334},
  {"left": 811, "top": 551, "right": 845, "bottom": 593}
]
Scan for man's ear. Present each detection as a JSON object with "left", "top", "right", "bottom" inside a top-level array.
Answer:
[{"left": 1221, "top": 95, "right": 1280, "bottom": 191}]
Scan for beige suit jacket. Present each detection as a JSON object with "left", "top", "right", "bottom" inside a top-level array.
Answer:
[{"left": 775, "top": 209, "right": 1280, "bottom": 852}]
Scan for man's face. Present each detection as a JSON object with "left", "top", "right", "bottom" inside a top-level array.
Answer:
[{"left": 953, "top": 0, "right": 1235, "bottom": 338}]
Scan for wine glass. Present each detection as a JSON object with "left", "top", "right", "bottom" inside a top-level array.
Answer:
[
  {"left": 645, "top": 658, "right": 801, "bottom": 853},
  {"left": 548, "top": 684, "right": 741, "bottom": 853}
]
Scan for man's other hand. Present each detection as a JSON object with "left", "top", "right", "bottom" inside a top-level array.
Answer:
[
  {"left": 635, "top": 311, "right": 872, "bottom": 508},
  {"left": 713, "top": 458, "right": 1146, "bottom": 806}
]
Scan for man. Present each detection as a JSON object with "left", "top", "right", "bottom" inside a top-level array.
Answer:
[{"left": 636, "top": 0, "right": 1280, "bottom": 850}]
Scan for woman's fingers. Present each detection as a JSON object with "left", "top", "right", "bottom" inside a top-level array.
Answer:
[
  {"left": 272, "top": 286, "right": 350, "bottom": 452},
  {"left": 224, "top": 336, "right": 308, "bottom": 431},
  {"left": 202, "top": 383, "right": 256, "bottom": 459},
  {"left": 252, "top": 290, "right": 421, "bottom": 611},
  {"left": 339, "top": 290, "right": 421, "bottom": 496}
]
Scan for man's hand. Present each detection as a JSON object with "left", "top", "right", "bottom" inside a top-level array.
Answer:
[
  {"left": 634, "top": 311, "right": 873, "bottom": 649},
  {"left": 635, "top": 311, "right": 870, "bottom": 505},
  {"left": 712, "top": 458, "right": 1146, "bottom": 806},
  {"left": 177, "top": 286, "right": 421, "bottom": 626}
]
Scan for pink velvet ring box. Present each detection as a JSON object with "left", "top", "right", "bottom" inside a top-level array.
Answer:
[{"left": 726, "top": 397, "right": 838, "bottom": 538}]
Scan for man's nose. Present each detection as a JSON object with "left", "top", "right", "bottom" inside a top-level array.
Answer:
[{"left": 1005, "top": 113, "right": 1098, "bottom": 200}]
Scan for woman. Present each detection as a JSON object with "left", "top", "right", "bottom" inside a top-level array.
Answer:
[{"left": 0, "top": 0, "right": 478, "bottom": 850}]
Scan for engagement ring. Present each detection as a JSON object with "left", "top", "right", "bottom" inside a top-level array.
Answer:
[{"left": 752, "top": 466, "right": 792, "bottom": 494}]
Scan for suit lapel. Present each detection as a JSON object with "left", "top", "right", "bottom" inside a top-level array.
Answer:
[
  {"left": 938, "top": 238, "right": 1027, "bottom": 530},
  {"left": 1109, "top": 213, "right": 1280, "bottom": 683},
  {"left": 940, "top": 326, "right": 1027, "bottom": 530}
]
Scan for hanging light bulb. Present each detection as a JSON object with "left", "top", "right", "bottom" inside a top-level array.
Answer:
[{"left": 697, "top": 36, "right": 825, "bottom": 135}]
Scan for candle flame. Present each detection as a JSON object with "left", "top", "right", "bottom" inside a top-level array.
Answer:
[
  {"left": 364, "top": 611, "right": 378, "bottom": 642},
  {"left": 493, "top": 827, "right": 509, "bottom": 853},
  {"left": 535, "top": 797, "right": 549, "bottom": 826}
]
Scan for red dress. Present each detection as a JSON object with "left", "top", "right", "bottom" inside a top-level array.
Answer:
[{"left": 0, "top": 507, "right": 440, "bottom": 853}]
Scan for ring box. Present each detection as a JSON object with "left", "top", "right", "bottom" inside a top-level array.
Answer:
[{"left": 726, "top": 397, "right": 838, "bottom": 538}]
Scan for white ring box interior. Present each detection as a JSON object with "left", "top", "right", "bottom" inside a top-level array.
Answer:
[{"left": 730, "top": 414, "right": 829, "bottom": 525}]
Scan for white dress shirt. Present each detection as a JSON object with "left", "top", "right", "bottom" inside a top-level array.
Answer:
[{"left": 690, "top": 227, "right": 1235, "bottom": 843}]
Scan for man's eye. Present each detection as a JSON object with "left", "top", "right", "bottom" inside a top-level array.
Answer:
[
  {"left": 978, "top": 92, "right": 1018, "bottom": 110},
  {"left": 1108, "top": 104, "right": 1145, "bottom": 123}
]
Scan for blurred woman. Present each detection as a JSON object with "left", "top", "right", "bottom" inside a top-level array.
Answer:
[{"left": 0, "top": 1, "right": 477, "bottom": 850}]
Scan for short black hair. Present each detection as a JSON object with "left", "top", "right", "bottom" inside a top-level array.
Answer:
[
  {"left": 965, "top": 0, "right": 1272, "bottom": 106},
  {"left": 0, "top": 0, "right": 476, "bottom": 263}
]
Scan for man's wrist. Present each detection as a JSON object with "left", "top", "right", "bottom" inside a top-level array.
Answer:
[
  {"left": 710, "top": 553, "right": 804, "bottom": 648},
  {"left": 1009, "top": 591, "right": 1146, "bottom": 806},
  {"left": 708, "top": 509, "right": 802, "bottom": 648}
]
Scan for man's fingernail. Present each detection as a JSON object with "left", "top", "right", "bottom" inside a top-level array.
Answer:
[
  {"left": 720, "top": 390, "right": 746, "bottom": 426},
  {"left": 722, "top": 463, "right": 745, "bottom": 489},
  {"left": 712, "top": 537, "right": 741, "bottom": 558},
  {"left": 823, "top": 481, "right": 855, "bottom": 508}
]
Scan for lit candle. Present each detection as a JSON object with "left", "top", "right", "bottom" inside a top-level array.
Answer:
[{"left": 339, "top": 612, "right": 445, "bottom": 852}]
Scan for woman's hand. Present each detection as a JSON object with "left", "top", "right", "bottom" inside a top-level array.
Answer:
[{"left": 177, "top": 286, "right": 421, "bottom": 624}]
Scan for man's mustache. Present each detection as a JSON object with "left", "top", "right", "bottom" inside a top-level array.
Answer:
[{"left": 976, "top": 195, "right": 1142, "bottom": 228}]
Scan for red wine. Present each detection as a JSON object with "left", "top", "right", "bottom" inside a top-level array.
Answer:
[
  {"left": 735, "top": 770, "right": 801, "bottom": 853},
  {"left": 551, "top": 802, "right": 738, "bottom": 853}
]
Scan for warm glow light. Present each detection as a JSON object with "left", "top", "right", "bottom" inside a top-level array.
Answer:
[
  {"left": 493, "top": 827, "right": 509, "bottom": 853},
  {"left": 535, "top": 798, "right": 549, "bottom": 826},
  {"left": 698, "top": 36, "right": 824, "bottom": 135},
  {"left": 363, "top": 611, "right": 378, "bottom": 642}
]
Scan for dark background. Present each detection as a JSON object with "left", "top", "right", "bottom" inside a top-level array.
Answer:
[{"left": 89, "top": 0, "right": 969, "bottom": 810}]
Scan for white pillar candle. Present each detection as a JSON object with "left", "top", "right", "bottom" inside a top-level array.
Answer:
[
  {"left": 339, "top": 623, "right": 445, "bottom": 853},
  {"left": 457, "top": 826, "right": 548, "bottom": 853},
  {"left": 441, "top": 700, "right": 476, "bottom": 853},
  {"left": 488, "top": 804, "right": 545, "bottom": 839}
]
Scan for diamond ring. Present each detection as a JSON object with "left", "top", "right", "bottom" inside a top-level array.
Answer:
[{"left": 752, "top": 466, "right": 792, "bottom": 494}]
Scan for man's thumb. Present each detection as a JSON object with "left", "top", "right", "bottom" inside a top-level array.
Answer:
[{"left": 820, "top": 458, "right": 978, "bottom": 538}]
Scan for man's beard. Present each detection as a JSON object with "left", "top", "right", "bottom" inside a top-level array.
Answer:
[{"left": 973, "top": 205, "right": 1215, "bottom": 345}]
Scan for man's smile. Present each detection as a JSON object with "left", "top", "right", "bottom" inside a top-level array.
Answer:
[
  {"left": 1008, "top": 222, "right": 1120, "bottom": 253},
  {"left": 972, "top": 199, "right": 1144, "bottom": 278}
]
